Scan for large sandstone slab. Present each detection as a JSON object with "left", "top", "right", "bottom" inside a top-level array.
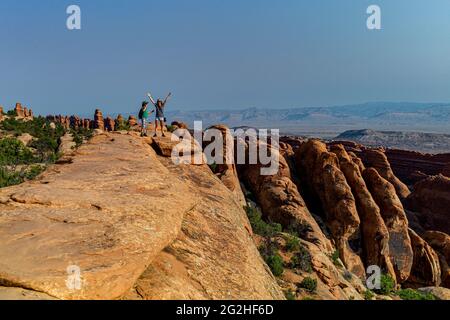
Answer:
[
  {"left": 0, "top": 133, "right": 196, "bottom": 299},
  {"left": 125, "top": 158, "right": 284, "bottom": 300}
]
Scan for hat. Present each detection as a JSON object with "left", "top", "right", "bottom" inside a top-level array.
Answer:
[{"left": 142, "top": 101, "right": 149, "bottom": 107}]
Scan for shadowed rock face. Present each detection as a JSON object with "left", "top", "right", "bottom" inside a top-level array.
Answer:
[
  {"left": 295, "top": 140, "right": 365, "bottom": 278},
  {"left": 330, "top": 145, "right": 396, "bottom": 282},
  {"left": 405, "top": 175, "right": 450, "bottom": 235},
  {"left": 363, "top": 168, "right": 413, "bottom": 283},
  {"left": 361, "top": 149, "right": 411, "bottom": 200},
  {"left": 405, "top": 229, "right": 441, "bottom": 288},
  {"left": 237, "top": 139, "right": 334, "bottom": 254},
  {"left": 423, "top": 231, "right": 450, "bottom": 287}
]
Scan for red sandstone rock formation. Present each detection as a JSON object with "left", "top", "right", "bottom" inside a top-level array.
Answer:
[
  {"left": 361, "top": 149, "right": 411, "bottom": 200},
  {"left": 363, "top": 168, "right": 413, "bottom": 282},
  {"left": 330, "top": 145, "right": 396, "bottom": 281},
  {"left": 15, "top": 103, "right": 24, "bottom": 117},
  {"left": 205, "top": 125, "right": 246, "bottom": 206},
  {"left": 94, "top": 109, "right": 104, "bottom": 131},
  {"left": 171, "top": 121, "right": 188, "bottom": 130},
  {"left": 423, "top": 231, "right": 450, "bottom": 288},
  {"left": 128, "top": 115, "right": 137, "bottom": 127},
  {"left": 405, "top": 175, "right": 450, "bottom": 235},
  {"left": 405, "top": 229, "right": 441, "bottom": 288},
  {"left": 105, "top": 117, "right": 115, "bottom": 132},
  {"left": 384, "top": 149, "right": 450, "bottom": 184},
  {"left": 238, "top": 138, "right": 334, "bottom": 255},
  {"left": 295, "top": 140, "right": 365, "bottom": 277}
]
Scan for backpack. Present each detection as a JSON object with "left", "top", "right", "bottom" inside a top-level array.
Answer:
[{"left": 138, "top": 108, "right": 144, "bottom": 120}]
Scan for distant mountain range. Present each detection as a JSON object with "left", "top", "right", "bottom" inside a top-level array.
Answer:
[
  {"left": 335, "top": 129, "right": 450, "bottom": 154},
  {"left": 166, "top": 102, "right": 450, "bottom": 138}
]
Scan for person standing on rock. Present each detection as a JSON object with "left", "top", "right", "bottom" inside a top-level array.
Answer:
[
  {"left": 147, "top": 92, "right": 171, "bottom": 137},
  {"left": 138, "top": 101, "right": 153, "bottom": 137}
]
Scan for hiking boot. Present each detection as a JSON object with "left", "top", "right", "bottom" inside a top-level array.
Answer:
[{"left": 153, "top": 134, "right": 158, "bottom": 138}]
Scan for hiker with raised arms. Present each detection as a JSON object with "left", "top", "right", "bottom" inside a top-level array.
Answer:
[
  {"left": 147, "top": 92, "right": 172, "bottom": 137},
  {"left": 138, "top": 101, "right": 154, "bottom": 137}
]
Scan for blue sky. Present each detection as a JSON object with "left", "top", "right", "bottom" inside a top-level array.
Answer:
[{"left": 1, "top": 0, "right": 450, "bottom": 116}]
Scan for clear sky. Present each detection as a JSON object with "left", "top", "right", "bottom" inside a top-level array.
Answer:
[{"left": 1, "top": 0, "right": 450, "bottom": 116}]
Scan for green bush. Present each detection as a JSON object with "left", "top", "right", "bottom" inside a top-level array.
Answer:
[
  {"left": 290, "top": 245, "right": 313, "bottom": 273},
  {"left": 0, "top": 166, "right": 23, "bottom": 188},
  {"left": 284, "top": 290, "right": 296, "bottom": 300},
  {"left": 298, "top": 277, "right": 317, "bottom": 292},
  {"left": 0, "top": 138, "right": 35, "bottom": 165},
  {"left": 265, "top": 252, "right": 284, "bottom": 277},
  {"left": 245, "top": 206, "right": 282, "bottom": 238},
  {"left": 6, "top": 110, "right": 17, "bottom": 116},
  {"left": 25, "top": 165, "right": 45, "bottom": 180},
  {"left": 364, "top": 290, "right": 375, "bottom": 300},
  {"left": 259, "top": 241, "right": 284, "bottom": 277},
  {"left": 115, "top": 120, "right": 131, "bottom": 131},
  {"left": 285, "top": 235, "right": 300, "bottom": 252},
  {"left": 396, "top": 289, "right": 436, "bottom": 301},
  {"left": 330, "top": 250, "right": 342, "bottom": 267},
  {"left": 343, "top": 270, "right": 353, "bottom": 281},
  {"left": 375, "top": 274, "right": 396, "bottom": 295}
]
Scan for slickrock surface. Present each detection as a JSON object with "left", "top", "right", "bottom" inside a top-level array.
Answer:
[
  {"left": 405, "top": 175, "right": 450, "bottom": 235},
  {"left": 406, "top": 229, "right": 441, "bottom": 288},
  {"left": 125, "top": 156, "right": 284, "bottom": 299},
  {"left": 361, "top": 149, "right": 411, "bottom": 200},
  {"left": 363, "top": 168, "right": 413, "bottom": 282},
  {"left": 330, "top": 145, "right": 396, "bottom": 281},
  {"left": 295, "top": 140, "right": 365, "bottom": 278},
  {"left": 0, "top": 132, "right": 283, "bottom": 300},
  {"left": 0, "top": 133, "right": 196, "bottom": 299}
]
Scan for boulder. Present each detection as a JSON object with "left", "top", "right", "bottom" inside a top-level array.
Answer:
[
  {"left": 295, "top": 140, "right": 365, "bottom": 277},
  {"left": 128, "top": 115, "right": 138, "bottom": 127},
  {"left": 330, "top": 145, "right": 396, "bottom": 281},
  {"left": 363, "top": 168, "right": 413, "bottom": 282},
  {"left": 205, "top": 125, "right": 246, "bottom": 206},
  {"left": 404, "top": 175, "right": 450, "bottom": 235},
  {"left": 361, "top": 149, "right": 410, "bottom": 200},
  {"left": 406, "top": 229, "right": 441, "bottom": 288},
  {"left": 17, "top": 133, "right": 34, "bottom": 146}
]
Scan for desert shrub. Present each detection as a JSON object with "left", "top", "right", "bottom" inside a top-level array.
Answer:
[
  {"left": 330, "top": 250, "right": 342, "bottom": 267},
  {"left": 259, "top": 241, "right": 284, "bottom": 277},
  {"left": 70, "top": 128, "right": 93, "bottom": 148},
  {"left": 115, "top": 120, "right": 131, "bottom": 131},
  {"left": 364, "top": 290, "right": 375, "bottom": 300},
  {"left": 266, "top": 253, "right": 284, "bottom": 277},
  {"left": 284, "top": 290, "right": 296, "bottom": 300},
  {"left": 209, "top": 161, "right": 218, "bottom": 173},
  {"left": 166, "top": 125, "right": 176, "bottom": 133},
  {"left": 298, "top": 277, "right": 317, "bottom": 292},
  {"left": 24, "top": 165, "right": 45, "bottom": 180},
  {"left": 290, "top": 245, "right": 313, "bottom": 273},
  {"left": 0, "top": 138, "right": 34, "bottom": 165},
  {"left": 343, "top": 270, "right": 353, "bottom": 281},
  {"left": 0, "top": 166, "right": 23, "bottom": 188},
  {"left": 6, "top": 110, "right": 16, "bottom": 116},
  {"left": 396, "top": 289, "right": 436, "bottom": 301},
  {"left": 245, "top": 206, "right": 282, "bottom": 238},
  {"left": 302, "top": 296, "right": 315, "bottom": 301},
  {"left": 285, "top": 235, "right": 300, "bottom": 252},
  {"left": 375, "top": 274, "right": 396, "bottom": 295}
]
